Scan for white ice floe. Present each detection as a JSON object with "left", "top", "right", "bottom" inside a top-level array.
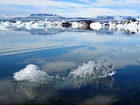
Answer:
[
  {"left": 13, "top": 60, "right": 116, "bottom": 83},
  {"left": 90, "top": 22, "right": 102, "bottom": 30},
  {"left": 13, "top": 64, "right": 48, "bottom": 82},
  {"left": 68, "top": 61, "right": 96, "bottom": 78},
  {"left": 68, "top": 60, "right": 115, "bottom": 79}
]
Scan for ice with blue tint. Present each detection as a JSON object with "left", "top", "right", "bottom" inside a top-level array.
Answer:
[
  {"left": 69, "top": 61, "right": 96, "bottom": 78},
  {"left": 13, "top": 64, "right": 49, "bottom": 82},
  {"left": 69, "top": 60, "right": 115, "bottom": 78},
  {"left": 13, "top": 60, "right": 116, "bottom": 83}
]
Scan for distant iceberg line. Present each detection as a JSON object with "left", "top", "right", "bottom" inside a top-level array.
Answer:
[
  {"left": 1, "top": 18, "right": 140, "bottom": 34},
  {"left": 13, "top": 60, "right": 116, "bottom": 83}
]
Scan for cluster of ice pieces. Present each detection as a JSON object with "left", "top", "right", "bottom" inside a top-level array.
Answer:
[
  {"left": 13, "top": 64, "right": 48, "bottom": 82},
  {"left": 68, "top": 60, "right": 115, "bottom": 78},
  {"left": 13, "top": 60, "right": 116, "bottom": 82}
]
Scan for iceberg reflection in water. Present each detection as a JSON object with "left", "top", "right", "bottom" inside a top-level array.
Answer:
[{"left": 13, "top": 76, "right": 115, "bottom": 100}]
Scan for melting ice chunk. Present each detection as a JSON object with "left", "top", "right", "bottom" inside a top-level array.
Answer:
[
  {"left": 13, "top": 60, "right": 116, "bottom": 83},
  {"left": 68, "top": 61, "right": 96, "bottom": 78},
  {"left": 13, "top": 64, "right": 48, "bottom": 82},
  {"left": 68, "top": 60, "right": 115, "bottom": 78}
]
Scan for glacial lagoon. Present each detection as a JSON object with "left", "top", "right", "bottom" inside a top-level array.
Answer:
[{"left": 0, "top": 28, "right": 140, "bottom": 105}]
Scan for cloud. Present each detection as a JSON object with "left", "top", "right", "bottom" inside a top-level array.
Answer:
[
  {"left": 0, "top": 0, "right": 85, "bottom": 7},
  {"left": 70, "top": 7, "right": 138, "bottom": 17},
  {"left": 0, "top": 0, "right": 139, "bottom": 17},
  {"left": 0, "top": 0, "right": 87, "bottom": 16},
  {"left": 92, "top": 0, "right": 140, "bottom": 6}
]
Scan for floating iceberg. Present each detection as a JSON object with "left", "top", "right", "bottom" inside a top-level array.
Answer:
[
  {"left": 90, "top": 22, "right": 102, "bottom": 30},
  {"left": 68, "top": 60, "right": 115, "bottom": 79},
  {"left": 13, "top": 60, "right": 116, "bottom": 84},
  {"left": 68, "top": 61, "right": 96, "bottom": 78},
  {"left": 13, "top": 64, "right": 48, "bottom": 82},
  {"left": 13, "top": 60, "right": 116, "bottom": 92}
]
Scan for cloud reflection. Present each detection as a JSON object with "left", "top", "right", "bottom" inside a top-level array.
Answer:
[
  {"left": 1, "top": 30, "right": 140, "bottom": 70},
  {"left": 0, "top": 29, "right": 140, "bottom": 56},
  {"left": 42, "top": 61, "right": 76, "bottom": 73},
  {"left": 78, "top": 95, "right": 117, "bottom": 105}
]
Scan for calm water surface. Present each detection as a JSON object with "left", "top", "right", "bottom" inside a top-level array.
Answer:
[{"left": 0, "top": 29, "right": 140, "bottom": 105}]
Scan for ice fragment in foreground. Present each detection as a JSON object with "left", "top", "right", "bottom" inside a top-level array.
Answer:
[
  {"left": 68, "top": 60, "right": 116, "bottom": 78},
  {"left": 13, "top": 60, "right": 116, "bottom": 82},
  {"left": 13, "top": 64, "right": 48, "bottom": 82}
]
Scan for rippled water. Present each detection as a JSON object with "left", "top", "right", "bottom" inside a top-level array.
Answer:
[{"left": 0, "top": 28, "right": 140, "bottom": 105}]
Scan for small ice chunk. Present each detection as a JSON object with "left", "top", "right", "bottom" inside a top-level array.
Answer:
[
  {"left": 68, "top": 60, "right": 116, "bottom": 79},
  {"left": 68, "top": 61, "right": 95, "bottom": 78},
  {"left": 13, "top": 64, "right": 48, "bottom": 82}
]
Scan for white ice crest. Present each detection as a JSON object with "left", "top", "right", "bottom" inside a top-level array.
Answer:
[
  {"left": 13, "top": 64, "right": 48, "bottom": 82},
  {"left": 13, "top": 60, "right": 116, "bottom": 83},
  {"left": 68, "top": 60, "right": 116, "bottom": 78}
]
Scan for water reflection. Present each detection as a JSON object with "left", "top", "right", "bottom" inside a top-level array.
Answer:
[
  {"left": 0, "top": 22, "right": 140, "bottom": 104},
  {"left": 12, "top": 60, "right": 116, "bottom": 102},
  {"left": 13, "top": 76, "right": 115, "bottom": 100},
  {"left": 0, "top": 28, "right": 140, "bottom": 57},
  {"left": 0, "top": 27, "right": 135, "bottom": 36},
  {"left": 11, "top": 27, "right": 112, "bottom": 36}
]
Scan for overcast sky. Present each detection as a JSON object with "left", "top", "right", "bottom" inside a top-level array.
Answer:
[{"left": 0, "top": 0, "right": 140, "bottom": 17}]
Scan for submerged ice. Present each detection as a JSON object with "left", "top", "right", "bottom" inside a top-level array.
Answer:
[
  {"left": 13, "top": 64, "right": 48, "bottom": 82},
  {"left": 13, "top": 60, "right": 116, "bottom": 83}
]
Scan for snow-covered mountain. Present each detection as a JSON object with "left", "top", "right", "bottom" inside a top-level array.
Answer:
[
  {"left": 30, "top": 13, "right": 58, "bottom": 17},
  {"left": 0, "top": 13, "right": 66, "bottom": 21},
  {"left": 137, "top": 15, "right": 140, "bottom": 20},
  {"left": 0, "top": 13, "right": 139, "bottom": 21},
  {"left": 96, "top": 16, "right": 114, "bottom": 19},
  {"left": 96, "top": 15, "right": 137, "bottom": 21}
]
